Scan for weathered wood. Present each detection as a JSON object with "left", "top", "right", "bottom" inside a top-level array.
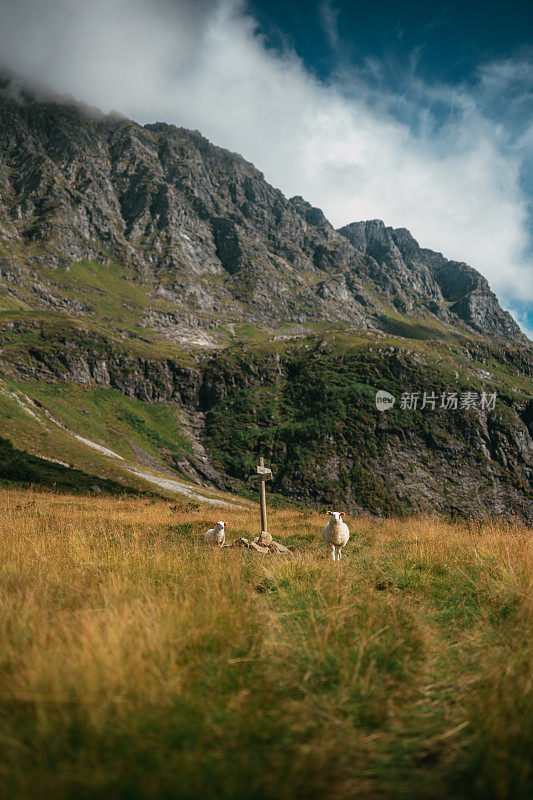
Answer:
[
  {"left": 250, "top": 456, "right": 273, "bottom": 538},
  {"left": 220, "top": 457, "right": 293, "bottom": 557}
]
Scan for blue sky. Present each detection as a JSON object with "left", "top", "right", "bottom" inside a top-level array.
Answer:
[
  {"left": 253, "top": 1, "right": 532, "bottom": 85},
  {"left": 0, "top": 0, "right": 532, "bottom": 335},
  {"left": 251, "top": 0, "right": 533, "bottom": 332},
  {"left": 253, "top": 0, "right": 533, "bottom": 209}
]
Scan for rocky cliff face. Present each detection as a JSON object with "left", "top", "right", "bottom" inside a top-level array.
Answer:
[
  {"left": 0, "top": 70, "right": 531, "bottom": 521},
  {"left": 1, "top": 317, "right": 531, "bottom": 522},
  {"left": 338, "top": 221, "right": 521, "bottom": 337},
  {"left": 0, "top": 71, "right": 526, "bottom": 343}
]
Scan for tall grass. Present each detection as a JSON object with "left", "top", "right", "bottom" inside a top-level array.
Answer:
[{"left": 0, "top": 490, "right": 531, "bottom": 799}]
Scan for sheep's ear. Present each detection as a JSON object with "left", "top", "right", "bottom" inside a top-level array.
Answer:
[
  {"left": 340, "top": 512, "right": 345, "bottom": 517},
  {"left": 327, "top": 510, "right": 334, "bottom": 515}
]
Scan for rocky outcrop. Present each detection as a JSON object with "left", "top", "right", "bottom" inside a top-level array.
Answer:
[
  {"left": 0, "top": 71, "right": 531, "bottom": 521},
  {"left": 338, "top": 220, "right": 521, "bottom": 338},
  {"left": 198, "top": 341, "right": 533, "bottom": 523},
  {"left": 0, "top": 314, "right": 531, "bottom": 522},
  {"left": 0, "top": 70, "right": 527, "bottom": 342}
]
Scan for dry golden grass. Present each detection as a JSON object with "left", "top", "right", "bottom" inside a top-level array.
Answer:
[{"left": 0, "top": 488, "right": 531, "bottom": 799}]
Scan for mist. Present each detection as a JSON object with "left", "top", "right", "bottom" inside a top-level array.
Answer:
[{"left": 0, "top": 0, "right": 532, "bottom": 326}]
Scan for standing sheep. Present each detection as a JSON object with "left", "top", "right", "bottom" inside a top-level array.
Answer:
[
  {"left": 322, "top": 511, "right": 349, "bottom": 560},
  {"left": 204, "top": 521, "right": 226, "bottom": 547}
]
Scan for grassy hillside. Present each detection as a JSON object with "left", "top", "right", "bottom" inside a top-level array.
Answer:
[
  {"left": 0, "top": 296, "right": 531, "bottom": 517},
  {"left": 1, "top": 310, "right": 532, "bottom": 519},
  {"left": 0, "top": 489, "right": 531, "bottom": 799},
  {"left": 0, "top": 435, "right": 139, "bottom": 494},
  {"left": 201, "top": 332, "right": 533, "bottom": 517},
  {"left": 0, "top": 378, "right": 247, "bottom": 507}
]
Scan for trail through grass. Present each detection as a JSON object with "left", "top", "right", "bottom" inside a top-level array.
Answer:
[{"left": 0, "top": 490, "right": 531, "bottom": 799}]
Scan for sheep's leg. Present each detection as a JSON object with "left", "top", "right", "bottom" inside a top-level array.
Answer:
[
  {"left": 337, "top": 548, "right": 342, "bottom": 560},
  {"left": 330, "top": 545, "right": 336, "bottom": 561}
]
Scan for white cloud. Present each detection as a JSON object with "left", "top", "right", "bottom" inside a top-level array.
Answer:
[
  {"left": 319, "top": 0, "right": 341, "bottom": 53},
  {"left": 507, "top": 307, "right": 533, "bottom": 341},
  {"left": 0, "top": 0, "right": 532, "bottom": 311}
]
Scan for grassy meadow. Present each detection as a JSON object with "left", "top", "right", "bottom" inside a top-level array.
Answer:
[{"left": 0, "top": 488, "right": 531, "bottom": 799}]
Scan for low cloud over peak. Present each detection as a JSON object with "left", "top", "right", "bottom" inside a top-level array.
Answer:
[{"left": 0, "top": 0, "right": 531, "bottom": 327}]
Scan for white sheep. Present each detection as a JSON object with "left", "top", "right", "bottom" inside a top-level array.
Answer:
[
  {"left": 322, "top": 511, "right": 349, "bottom": 561},
  {"left": 204, "top": 520, "right": 226, "bottom": 547}
]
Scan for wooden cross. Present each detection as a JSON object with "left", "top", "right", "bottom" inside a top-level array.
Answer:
[{"left": 253, "top": 456, "right": 272, "bottom": 545}]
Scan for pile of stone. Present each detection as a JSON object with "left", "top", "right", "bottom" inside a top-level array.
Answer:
[{"left": 224, "top": 531, "right": 292, "bottom": 555}]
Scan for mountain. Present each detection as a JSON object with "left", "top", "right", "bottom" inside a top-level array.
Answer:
[
  {"left": 0, "top": 70, "right": 524, "bottom": 344},
  {"left": 0, "top": 70, "right": 532, "bottom": 521}
]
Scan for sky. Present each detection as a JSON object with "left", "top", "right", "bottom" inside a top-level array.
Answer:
[{"left": 0, "top": 0, "right": 532, "bottom": 335}]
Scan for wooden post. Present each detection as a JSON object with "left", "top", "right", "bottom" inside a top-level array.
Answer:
[
  {"left": 252, "top": 456, "right": 272, "bottom": 546},
  {"left": 259, "top": 456, "right": 268, "bottom": 534}
]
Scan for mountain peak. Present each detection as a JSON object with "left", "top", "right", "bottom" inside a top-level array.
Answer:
[
  {"left": 0, "top": 74, "right": 527, "bottom": 344},
  {"left": 0, "top": 72, "right": 531, "bottom": 524}
]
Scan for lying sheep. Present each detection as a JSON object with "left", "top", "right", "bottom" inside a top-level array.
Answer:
[
  {"left": 204, "top": 521, "right": 226, "bottom": 547},
  {"left": 322, "top": 511, "right": 349, "bottom": 560}
]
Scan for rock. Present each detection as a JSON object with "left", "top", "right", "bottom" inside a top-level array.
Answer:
[
  {"left": 255, "top": 531, "right": 273, "bottom": 546},
  {"left": 233, "top": 537, "right": 250, "bottom": 548},
  {"left": 0, "top": 70, "right": 526, "bottom": 342},
  {"left": 231, "top": 536, "right": 292, "bottom": 555},
  {"left": 249, "top": 541, "right": 270, "bottom": 553},
  {"left": 270, "top": 541, "right": 291, "bottom": 554}
]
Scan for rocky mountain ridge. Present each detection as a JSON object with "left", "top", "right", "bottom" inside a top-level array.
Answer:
[
  {"left": 0, "top": 70, "right": 526, "bottom": 344},
  {"left": 0, "top": 70, "right": 531, "bottom": 522},
  {"left": 0, "top": 314, "right": 531, "bottom": 521}
]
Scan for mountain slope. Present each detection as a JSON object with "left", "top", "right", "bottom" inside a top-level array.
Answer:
[
  {"left": 0, "top": 71, "right": 532, "bottom": 521},
  {"left": 0, "top": 70, "right": 525, "bottom": 345}
]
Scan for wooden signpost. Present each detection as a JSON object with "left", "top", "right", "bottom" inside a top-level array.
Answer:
[
  {"left": 230, "top": 456, "right": 289, "bottom": 554},
  {"left": 253, "top": 456, "right": 273, "bottom": 546}
]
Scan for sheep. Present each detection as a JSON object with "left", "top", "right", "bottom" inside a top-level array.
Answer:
[
  {"left": 321, "top": 511, "right": 349, "bottom": 561},
  {"left": 204, "top": 520, "right": 226, "bottom": 547}
]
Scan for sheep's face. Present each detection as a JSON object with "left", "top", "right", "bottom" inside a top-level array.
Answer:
[
  {"left": 327, "top": 511, "right": 345, "bottom": 522},
  {"left": 216, "top": 521, "right": 226, "bottom": 530}
]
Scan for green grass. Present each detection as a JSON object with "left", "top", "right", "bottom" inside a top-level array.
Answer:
[
  {"left": 0, "top": 379, "right": 193, "bottom": 477},
  {"left": 37, "top": 260, "right": 154, "bottom": 322},
  {"left": 0, "top": 383, "right": 194, "bottom": 498},
  {"left": 0, "top": 494, "right": 531, "bottom": 799},
  {"left": 377, "top": 312, "right": 458, "bottom": 340},
  {"left": 0, "top": 256, "right": 205, "bottom": 351},
  {"left": 0, "top": 309, "right": 198, "bottom": 365},
  {"left": 0, "top": 435, "right": 138, "bottom": 494},
  {"left": 16, "top": 381, "right": 193, "bottom": 460},
  {"left": 200, "top": 336, "right": 532, "bottom": 514},
  {"left": 0, "top": 293, "right": 31, "bottom": 311}
]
